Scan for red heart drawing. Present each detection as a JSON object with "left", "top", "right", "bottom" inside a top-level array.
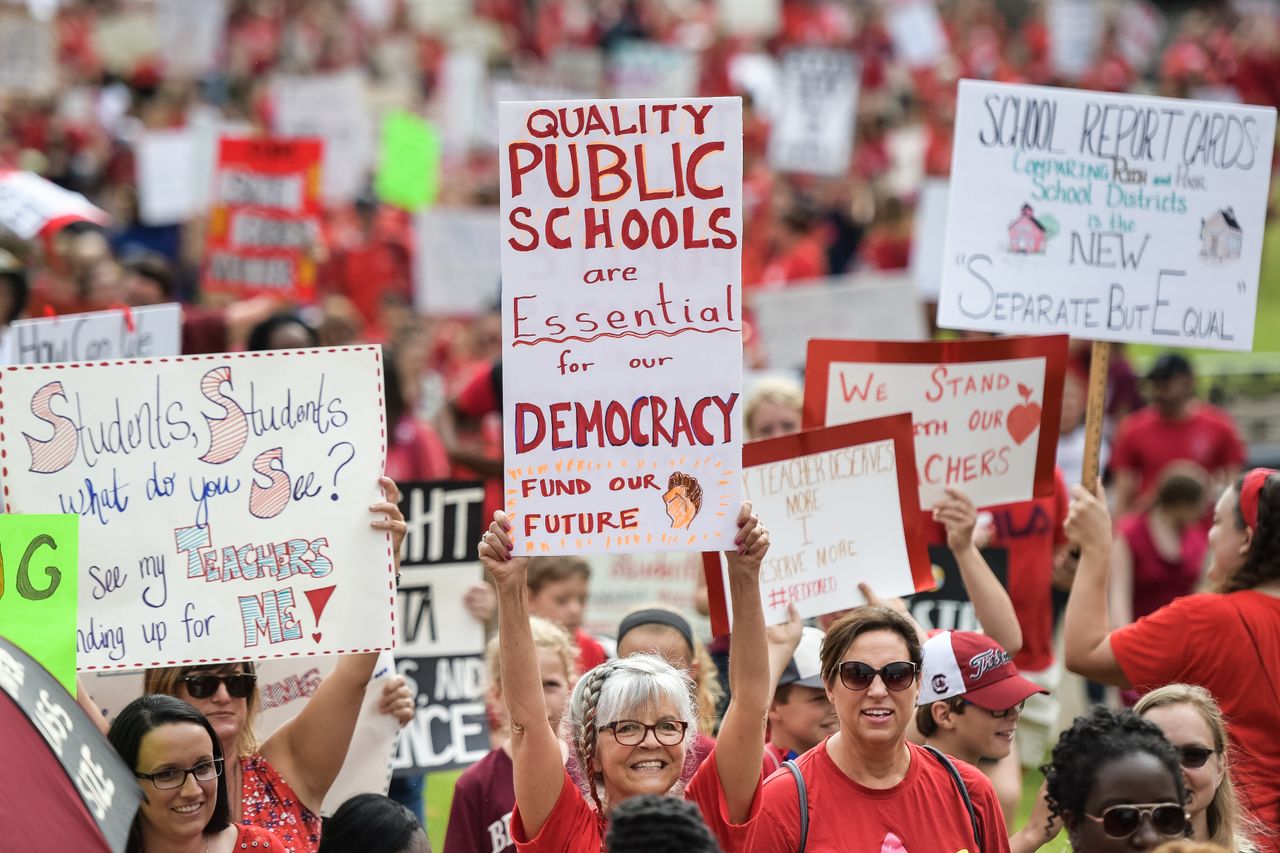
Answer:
[
  {"left": 312, "top": 632, "right": 322, "bottom": 643},
  {"left": 1007, "top": 402, "right": 1042, "bottom": 445}
]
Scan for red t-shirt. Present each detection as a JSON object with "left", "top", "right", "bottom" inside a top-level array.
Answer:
[
  {"left": 445, "top": 748, "right": 517, "bottom": 853},
  {"left": 1109, "top": 404, "right": 1246, "bottom": 500},
  {"left": 748, "top": 740, "right": 1010, "bottom": 852},
  {"left": 510, "top": 748, "right": 760, "bottom": 853},
  {"left": 1111, "top": 591, "right": 1280, "bottom": 838},
  {"left": 1117, "top": 512, "right": 1207, "bottom": 621},
  {"left": 573, "top": 627, "right": 609, "bottom": 675}
]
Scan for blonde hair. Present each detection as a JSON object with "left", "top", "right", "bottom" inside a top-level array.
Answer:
[
  {"left": 743, "top": 378, "right": 803, "bottom": 439},
  {"left": 617, "top": 604, "right": 722, "bottom": 736},
  {"left": 1135, "top": 684, "right": 1266, "bottom": 851},
  {"left": 484, "top": 615, "right": 577, "bottom": 730},
  {"left": 144, "top": 663, "right": 261, "bottom": 758}
]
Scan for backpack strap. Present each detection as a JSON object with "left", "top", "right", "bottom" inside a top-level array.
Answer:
[
  {"left": 923, "top": 745, "right": 983, "bottom": 851},
  {"left": 783, "top": 758, "right": 808, "bottom": 853}
]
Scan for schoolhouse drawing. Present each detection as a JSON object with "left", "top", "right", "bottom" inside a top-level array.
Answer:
[
  {"left": 1200, "top": 207, "right": 1243, "bottom": 262},
  {"left": 1008, "top": 204, "right": 1046, "bottom": 254}
]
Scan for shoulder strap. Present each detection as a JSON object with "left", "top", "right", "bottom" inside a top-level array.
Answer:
[
  {"left": 923, "top": 745, "right": 983, "bottom": 851},
  {"left": 1227, "top": 596, "right": 1280, "bottom": 706},
  {"left": 783, "top": 758, "right": 808, "bottom": 853}
]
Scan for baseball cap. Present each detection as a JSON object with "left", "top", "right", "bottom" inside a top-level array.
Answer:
[
  {"left": 777, "top": 627, "right": 825, "bottom": 690},
  {"left": 916, "top": 631, "right": 1047, "bottom": 711}
]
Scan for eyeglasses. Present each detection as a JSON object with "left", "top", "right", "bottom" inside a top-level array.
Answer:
[
  {"left": 599, "top": 719, "right": 690, "bottom": 746},
  {"left": 1084, "top": 803, "right": 1189, "bottom": 839},
  {"left": 1178, "top": 746, "right": 1216, "bottom": 769},
  {"left": 838, "top": 661, "right": 917, "bottom": 692},
  {"left": 961, "top": 699, "right": 1025, "bottom": 718},
  {"left": 135, "top": 757, "right": 224, "bottom": 790},
  {"left": 182, "top": 672, "right": 256, "bottom": 699}
]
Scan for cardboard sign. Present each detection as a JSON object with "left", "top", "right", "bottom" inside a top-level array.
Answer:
[
  {"left": 884, "top": 0, "right": 949, "bottom": 69},
  {"left": 93, "top": 10, "right": 159, "bottom": 74},
  {"left": 205, "top": 137, "right": 323, "bottom": 301},
  {"left": 397, "top": 480, "right": 486, "bottom": 567},
  {"left": 804, "top": 336, "right": 1068, "bottom": 509},
  {"left": 0, "top": 347, "right": 394, "bottom": 672},
  {"left": 137, "top": 129, "right": 202, "bottom": 226},
  {"left": 413, "top": 208, "right": 503, "bottom": 316},
  {"left": 910, "top": 179, "right": 950, "bottom": 300},
  {"left": 715, "top": 0, "right": 780, "bottom": 36},
  {"left": 272, "top": 71, "right": 375, "bottom": 204},
  {"left": 608, "top": 42, "right": 699, "bottom": 99},
  {"left": 500, "top": 98, "right": 744, "bottom": 555},
  {"left": 156, "top": 0, "right": 226, "bottom": 77},
  {"left": 768, "top": 49, "right": 859, "bottom": 177},
  {"left": 906, "top": 546, "right": 1009, "bottom": 634},
  {"left": 0, "top": 13, "right": 54, "bottom": 96},
  {"left": 580, "top": 551, "right": 711, "bottom": 641},
  {"left": 750, "top": 273, "right": 925, "bottom": 370},
  {"left": 1047, "top": 0, "right": 1103, "bottom": 80},
  {"left": 703, "top": 415, "right": 931, "bottom": 633},
  {"left": 0, "top": 514, "right": 78, "bottom": 693},
  {"left": 938, "top": 80, "right": 1277, "bottom": 350},
  {"left": 0, "top": 171, "right": 109, "bottom": 240},
  {"left": 5, "top": 304, "right": 181, "bottom": 366},
  {"left": 376, "top": 111, "right": 440, "bottom": 212}
]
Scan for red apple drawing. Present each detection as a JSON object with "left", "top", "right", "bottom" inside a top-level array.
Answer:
[{"left": 1007, "top": 383, "right": 1042, "bottom": 445}]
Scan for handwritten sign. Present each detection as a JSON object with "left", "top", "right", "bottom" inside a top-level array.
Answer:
[
  {"left": 0, "top": 347, "right": 393, "bottom": 672},
  {"left": 582, "top": 550, "right": 711, "bottom": 641},
  {"left": 0, "top": 514, "right": 77, "bottom": 693},
  {"left": 803, "top": 336, "right": 1068, "bottom": 509},
  {"left": 910, "top": 179, "right": 950, "bottom": 299},
  {"left": 272, "top": 71, "right": 375, "bottom": 204},
  {"left": 0, "top": 13, "right": 54, "bottom": 96},
  {"left": 205, "top": 137, "right": 323, "bottom": 301},
  {"left": 397, "top": 481, "right": 485, "bottom": 567},
  {"left": 0, "top": 170, "right": 109, "bottom": 240},
  {"left": 608, "top": 43, "right": 700, "bottom": 99},
  {"left": 715, "top": 0, "right": 780, "bottom": 36},
  {"left": 906, "top": 546, "right": 1008, "bottom": 635},
  {"left": 137, "top": 129, "right": 202, "bottom": 226},
  {"left": 4, "top": 304, "right": 181, "bottom": 366},
  {"left": 703, "top": 415, "right": 931, "bottom": 633},
  {"left": 768, "top": 49, "right": 859, "bottom": 177},
  {"left": 413, "top": 208, "right": 502, "bottom": 316},
  {"left": 156, "top": 0, "right": 226, "bottom": 77},
  {"left": 938, "top": 80, "right": 1277, "bottom": 350},
  {"left": 884, "top": 0, "right": 949, "bottom": 69},
  {"left": 500, "top": 98, "right": 744, "bottom": 555}
]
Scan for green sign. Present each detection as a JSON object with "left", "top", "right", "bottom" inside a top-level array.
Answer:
[
  {"left": 0, "top": 515, "right": 78, "bottom": 693},
  {"left": 375, "top": 111, "right": 440, "bottom": 212}
]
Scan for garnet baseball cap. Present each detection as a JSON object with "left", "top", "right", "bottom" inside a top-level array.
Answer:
[
  {"left": 916, "top": 631, "right": 1047, "bottom": 711},
  {"left": 777, "top": 627, "right": 825, "bottom": 690}
]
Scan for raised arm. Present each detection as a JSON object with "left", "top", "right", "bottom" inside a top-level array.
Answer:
[
  {"left": 934, "top": 488, "right": 1022, "bottom": 655},
  {"left": 715, "top": 503, "right": 771, "bottom": 823},
  {"left": 479, "top": 511, "right": 565, "bottom": 838},
  {"left": 765, "top": 605, "right": 803, "bottom": 704},
  {"left": 1062, "top": 482, "right": 1130, "bottom": 686},
  {"left": 1108, "top": 535, "right": 1135, "bottom": 629}
]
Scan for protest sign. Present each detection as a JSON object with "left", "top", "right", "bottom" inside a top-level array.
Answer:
[
  {"left": 376, "top": 111, "right": 440, "bottom": 212},
  {"left": 0, "top": 13, "right": 54, "bottom": 96},
  {"left": 93, "top": 10, "right": 159, "bottom": 75},
  {"left": 703, "top": 414, "right": 930, "bottom": 632},
  {"left": 4, "top": 304, "right": 181, "bottom": 366},
  {"left": 0, "top": 347, "right": 394, "bottom": 672},
  {"left": 938, "top": 80, "right": 1277, "bottom": 350},
  {"left": 608, "top": 42, "right": 700, "bottom": 99},
  {"left": 768, "top": 49, "right": 859, "bottom": 177},
  {"left": 500, "top": 98, "right": 744, "bottom": 555},
  {"left": 581, "top": 551, "right": 711, "bottom": 641},
  {"left": 0, "top": 170, "right": 109, "bottom": 240},
  {"left": 137, "top": 129, "right": 202, "bottom": 226},
  {"left": 397, "top": 480, "right": 485, "bottom": 567},
  {"left": 205, "top": 137, "right": 323, "bottom": 301},
  {"left": 910, "top": 179, "right": 950, "bottom": 299},
  {"left": 413, "top": 208, "right": 502, "bottom": 316},
  {"left": 803, "top": 335, "right": 1068, "bottom": 509},
  {"left": 906, "top": 546, "right": 1009, "bottom": 634},
  {"left": 1047, "top": 0, "right": 1103, "bottom": 80},
  {"left": 750, "top": 273, "right": 925, "bottom": 370},
  {"left": 884, "top": 0, "right": 949, "bottom": 69},
  {"left": 156, "top": 0, "right": 226, "bottom": 77},
  {"left": 715, "top": 0, "right": 780, "bottom": 37},
  {"left": 272, "top": 71, "right": 376, "bottom": 204},
  {"left": 406, "top": 0, "right": 472, "bottom": 32},
  {"left": 1116, "top": 0, "right": 1164, "bottom": 73},
  {"left": 0, "top": 514, "right": 78, "bottom": 693}
]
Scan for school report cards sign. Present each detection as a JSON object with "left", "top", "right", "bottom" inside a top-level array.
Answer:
[
  {"left": 939, "top": 80, "right": 1275, "bottom": 350},
  {"left": 499, "top": 98, "right": 743, "bottom": 554}
]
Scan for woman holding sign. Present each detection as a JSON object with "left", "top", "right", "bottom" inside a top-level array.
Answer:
[
  {"left": 1064, "top": 471, "right": 1280, "bottom": 841},
  {"left": 480, "top": 502, "right": 771, "bottom": 852}
]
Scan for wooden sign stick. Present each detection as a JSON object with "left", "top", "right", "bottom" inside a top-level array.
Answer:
[{"left": 1081, "top": 340, "right": 1111, "bottom": 489}]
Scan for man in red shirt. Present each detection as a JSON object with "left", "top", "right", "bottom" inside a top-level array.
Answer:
[{"left": 1110, "top": 353, "right": 1246, "bottom": 516}]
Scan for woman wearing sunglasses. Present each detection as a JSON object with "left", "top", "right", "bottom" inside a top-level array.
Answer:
[
  {"left": 749, "top": 606, "right": 1009, "bottom": 852},
  {"left": 1045, "top": 706, "right": 1190, "bottom": 852},
  {"left": 1063, "top": 471, "right": 1280, "bottom": 841},
  {"left": 1135, "top": 684, "right": 1265, "bottom": 851},
  {"left": 108, "top": 694, "right": 285, "bottom": 853}
]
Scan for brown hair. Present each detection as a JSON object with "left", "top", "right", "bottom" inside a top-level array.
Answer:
[
  {"left": 144, "top": 662, "right": 261, "bottom": 758},
  {"left": 484, "top": 616, "right": 577, "bottom": 733},
  {"left": 526, "top": 556, "right": 592, "bottom": 594},
  {"left": 914, "top": 695, "right": 967, "bottom": 737},
  {"left": 1222, "top": 471, "right": 1280, "bottom": 593},
  {"left": 743, "top": 378, "right": 803, "bottom": 439},
  {"left": 819, "top": 606, "right": 922, "bottom": 687}
]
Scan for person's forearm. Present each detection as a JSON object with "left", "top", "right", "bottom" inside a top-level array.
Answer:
[
  {"left": 1008, "top": 827, "right": 1048, "bottom": 853},
  {"left": 727, "top": 561, "right": 768, "bottom": 714},
  {"left": 1063, "top": 540, "right": 1114, "bottom": 676},
  {"left": 954, "top": 544, "right": 1022, "bottom": 655},
  {"left": 495, "top": 578, "right": 546, "bottom": 729}
]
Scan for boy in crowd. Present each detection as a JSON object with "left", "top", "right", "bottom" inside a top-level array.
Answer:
[
  {"left": 526, "top": 556, "right": 610, "bottom": 674},
  {"left": 764, "top": 626, "right": 839, "bottom": 772}
]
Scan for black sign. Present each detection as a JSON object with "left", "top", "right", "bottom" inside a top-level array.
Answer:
[
  {"left": 905, "top": 547, "right": 1009, "bottom": 634},
  {"left": 391, "top": 652, "right": 489, "bottom": 776},
  {"left": 397, "top": 481, "right": 486, "bottom": 566}
]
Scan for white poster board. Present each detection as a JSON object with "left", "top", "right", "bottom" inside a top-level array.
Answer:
[
  {"left": 500, "top": 98, "right": 743, "bottom": 555},
  {"left": 0, "top": 347, "right": 394, "bottom": 672},
  {"left": 938, "top": 80, "right": 1277, "bottom": 350},
  {"left": 137, "top": 129, "right": 203, "bottom": 226},
  {"left": 1047, "top": 0, "right": 1103, "bottom": 80},
  {"left": 0, "top": 13, "right": 53, "bottom": 96},
  {"left": 414, "top": 208, "right": 502, "bottom": 316},
  {"left": 910, "top": 179, "right": 950, "bottom": 299},
  {"left": 768, "top": 49, "right": 859, "bottom": 177},
  {"left": 581, "top": 551, "right": 711, "bottom": 641},
  {"left": 0, "top": 170, "right": 109, "bottom": 239},
  {"left": 608, "top": 42, "right": 699, "bottom": 99},
  {"left": 884, "top": 0, "right": 949, "bottom": 69},
  {"left": 272, "top": 71, "right": 375, "bottom": 203},
  {"left": 5, "top": 303, "right": 181, "bottom": 365},
  {"left": 156, "top": 0, "right": 226, "bottom": 77},
  {"left": 715, "top": 0, "right": 780, "bottom": 37}
]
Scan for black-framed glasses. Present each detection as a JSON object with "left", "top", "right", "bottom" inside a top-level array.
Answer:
[
  {"left": 1178, "top": 745, "right": 1216, "bottom": 769},
  {"left": 182, "top": 672, "right": 256, "bottom": 699},
  {"left": 599, "top": 719, "right": 690, "bottom": 746},
  {"left": 961, "top": 699, "right": 1025, "bottom": 718},
  {"left": 135, "top": 757, "right": 224, "bottom": 790},
  {"left": 1084, "top": 803, "right": 1188, "bottom": 839},
  {"left": 838, "top": 661, "right": 917, "bottom": 692}
]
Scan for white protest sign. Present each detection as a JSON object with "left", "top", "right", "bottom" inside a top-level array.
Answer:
[
  {"left": 1116, "top": 0, "right": 1164, "bottom": 73},
  {"left": 0, "top": 347, "right": 393, "bottom": 672},
  {"left": 413, "top": 208, "right": 502, "bottom": 316},
  {"left": 581, "top": 551, "right": 711, "bottom": 641},
  {"left": 704, "top": 415, "right": 931, "bottom": 631},
  {"left": 1047, "top": 0, "right": 1103, "bottom": 80},
  {"left": 93, "top": 10, "right": 160, "bottom": 74},
  {"left": 137, "top": 129, "right": 203, "bottom": 226},
  {"left": 5, "top": 303, "right": 181, "bottom": 365},
  {"left": 0, "top": 170, "right": 109, "bottom": 239},
  {"left": 768, "top": 49, "right": 859, "bottom": 176},
  {"left": 884, "top": 0, "right": 949, "bottom": 69},
  {"left": 156, "top": 0, "right": 226, "bottom": 77},
  {"left": 500, "top": 99, "right": 743, "bottom": 555},
  {"left": 272, "top": 71, "right": 375, "bottom": 203},
  {"left": 406, "top": 0, "right": 472, "bottom": 32},
  {"left": 938, "top": 80, "right": 1277, "bottom": 350},
  {"left": 609, "top": 42, "right": 700, "bottom": 99},
  {"left": 0, "top": 13, "right": 53, "bottom": 96},
  {"left": 715, "top": 0, "right": 780, "bottom": 36},
  {"left": 750, "top": 274, "right": 925, "bottom": 370},
  {"left": 910, "top": 179, "right": 949, "bottom": 299},
  {"left": 804, "top": 336, "right": 1068, "bottom": 509}
]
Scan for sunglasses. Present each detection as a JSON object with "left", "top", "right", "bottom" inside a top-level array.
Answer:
[
  {"left": 1084, "top": 803, "right": 1188, "bottom": 839},
  {"left": 961, "top": 699, "right": 1026, "bottom": 718},
  {"left": 1178, "top": 745, "right": 1216, "bottom": 769},
  {"left": 838, "top": 661, "right": 917, "bottom": 692},
  {"left": 182, "top": 672, "right": 256, "bottom": 699}
]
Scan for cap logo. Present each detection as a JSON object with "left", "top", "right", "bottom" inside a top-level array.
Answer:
[
  {"left": 968, "top": 647, "right": 1011, "bottom": 680},
  {"left": 931, "top": 674, "right": 948, "bottom": 693}
]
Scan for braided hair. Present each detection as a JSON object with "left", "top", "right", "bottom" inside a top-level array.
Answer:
[
  {"left": 604, "top": 795, "right": 722, "bottom": 853},
  {"left": 1222, "top": 471, "right": 1280, "bottom": 593},
  {"left": 1043, "top": 707, "right": 1185, "bottom": 840}
]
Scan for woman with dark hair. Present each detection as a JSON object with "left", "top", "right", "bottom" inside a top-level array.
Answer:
[
  {"left": 604, "top": 795, "right": 722, "bottom": 853},
  {"left": 318, "top": 794, "right": 428, "bottom": 853},
  {"left": 108, "top": 694, "right": 284, "bottom": 853},
  {"left": 1064, "top": 471, "right": 1280, "bottom": 840},
  {"left": 1044, "top": 706, "right": 1189, "bottom": 852},
  {"left": 246, "top": 312, "right": 321, "bottom": 352}
]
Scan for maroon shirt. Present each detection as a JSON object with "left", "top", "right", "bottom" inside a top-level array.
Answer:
[{"left": 445, "top": 749, "right": 517, "bottom": 853}]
